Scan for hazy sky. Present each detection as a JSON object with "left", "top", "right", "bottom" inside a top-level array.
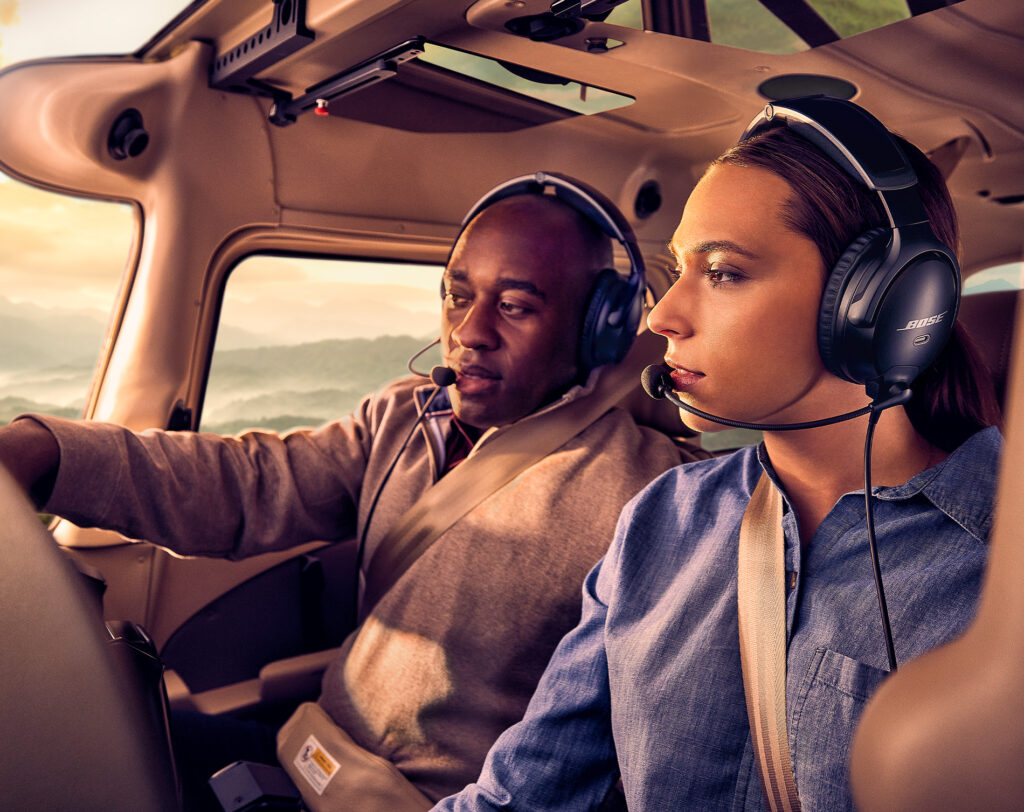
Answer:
[{"left": 0, "top": 1, "right": 189, "bottom": 66}]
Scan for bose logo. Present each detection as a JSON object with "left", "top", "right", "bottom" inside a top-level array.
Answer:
[{"left": 897, "top": 311, "right": 947, "bottom": 332}]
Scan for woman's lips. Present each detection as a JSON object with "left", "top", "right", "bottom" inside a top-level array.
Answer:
[{"left": 669, "top": 367, "right": 704, "bottom": 390}]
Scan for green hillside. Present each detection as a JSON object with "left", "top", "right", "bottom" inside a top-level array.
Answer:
[{"left": 201, "top": 333, "right": 437, "bottom": 433}]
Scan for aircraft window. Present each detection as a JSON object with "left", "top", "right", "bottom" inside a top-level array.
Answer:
[
  {"left": 202, "top": 255, "right": 443, "bottom": 435},
  {"left": 963, "top": 261, "right": 1024, "bottom": 295},
  {"left": 0, "top": 174, "right": 132, "bottom": 424},
  {"left": 419, "top": 43, "right": 634, "bottom": 115},
  {"left": 0, "top": 0, "right": 189, "bottom": 63},
  {"left": 602, "top": 0, "right": 959, "bottom": 55}
]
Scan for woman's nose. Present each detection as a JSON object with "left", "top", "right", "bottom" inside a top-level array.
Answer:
[{"left": 648, "top": 279, "right": 694, "bottom": 339}]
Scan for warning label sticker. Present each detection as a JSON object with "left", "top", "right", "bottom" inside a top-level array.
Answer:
[{"left": 293, "top": 734, "right": 340, "bottom": 796}]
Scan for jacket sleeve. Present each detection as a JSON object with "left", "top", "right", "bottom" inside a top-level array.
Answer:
[
  {"left": 30, "top": 398, "right": 379, "bottom": 559},
  {"left": 431, "top": 545, "right": 622, "bottom": 811}
]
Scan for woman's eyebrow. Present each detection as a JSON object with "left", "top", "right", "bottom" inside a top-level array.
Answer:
[
  {"left": 668, "top": 239, "right": 761, "bottom": 261},
  {"left": 692, "top": 239, "right": 761, "bottom": 260}
]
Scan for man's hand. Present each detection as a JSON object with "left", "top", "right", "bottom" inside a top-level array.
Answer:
[{"left": 0, "top": 419, "right": 60, "bottom": 508}]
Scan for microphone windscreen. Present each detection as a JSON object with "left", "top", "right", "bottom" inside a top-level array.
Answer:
[
  {"left": 640, "top": 364, "right": 671, "bottom": 400},
  {"left": 430, "top": 365, "right": 457, "bottom": 387}
]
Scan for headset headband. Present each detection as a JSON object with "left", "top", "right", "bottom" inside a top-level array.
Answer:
[
  {"left": 458, "top": 170, "right": 646, "bottom": 287},
  {"left": 741, "top": 96, "right": 931, "bottom": 231}
]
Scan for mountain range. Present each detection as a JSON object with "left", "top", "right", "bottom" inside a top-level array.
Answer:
[
  {"left": 0, "top": 296, "right": 436, "bottom": 432},
  {"left": 201, "top": 335, "right": 437, "bottom": 433}
]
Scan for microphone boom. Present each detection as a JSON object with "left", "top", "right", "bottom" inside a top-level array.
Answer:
[{"left": 641, "top": 364, "right": 872, "bottom": 431}]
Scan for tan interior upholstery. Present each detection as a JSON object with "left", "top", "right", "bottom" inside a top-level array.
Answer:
[{"left": 958, "top": 289, "right": 1020, "bottom": 409}]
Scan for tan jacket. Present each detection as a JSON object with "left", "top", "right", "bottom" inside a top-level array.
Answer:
[{"left": 37, "top": 372, "right": 686, "bottom": 800}]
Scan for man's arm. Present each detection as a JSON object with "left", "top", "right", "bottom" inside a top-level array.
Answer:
[
  {"left": 28, "top": 414, "right": 373, "bottom": 558},
  {"left": 0, "top": 378, "right": 410, "bottom": 559},
  {"left": 0, "top": 418, "right": 60, "bottom": 508}
]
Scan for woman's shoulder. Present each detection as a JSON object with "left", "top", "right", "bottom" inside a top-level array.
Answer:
[
  {"left": 630, "top": 442, "right": 762, "bottom": 515},
  {"left": 602, "top": 443, "right": 763, "bottom": 593},
  {"left": 917, "top": 425, "right": 1003, "bottom": 544}
]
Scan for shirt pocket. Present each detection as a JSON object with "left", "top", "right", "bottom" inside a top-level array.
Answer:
[{"left": 789, "top": 647, "right": 889, "bottom": 811}]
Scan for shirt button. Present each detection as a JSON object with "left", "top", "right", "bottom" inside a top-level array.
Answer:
[{"left": 786, "top": 571, "right": 797, "bottom": 591}]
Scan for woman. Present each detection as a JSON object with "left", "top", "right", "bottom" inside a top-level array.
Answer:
[{"left": 431, "top": 102, "right": 1002, "bottom": 810}]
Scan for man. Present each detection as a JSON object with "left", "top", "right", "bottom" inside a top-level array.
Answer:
[{"left": 0, "top": 176, "right": 687, "bottom": 808}]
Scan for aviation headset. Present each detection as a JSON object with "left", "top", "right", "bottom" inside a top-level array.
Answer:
[
  {"left": 741, "top": 96, "right": 962, "bottom": 402},
  {"left": 445, "top": 171, "right": 647, "bottom": 372}
]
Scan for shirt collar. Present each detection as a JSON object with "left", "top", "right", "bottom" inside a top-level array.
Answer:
[
  {"left": 873, "top": 425, "right": 1001, "bottom": 542},
  {"left": 414, "top": 381, "right": 453, "bottom": 415},
  {"left": 757, "top": 426, "right": 1001, "bottom": 544}
]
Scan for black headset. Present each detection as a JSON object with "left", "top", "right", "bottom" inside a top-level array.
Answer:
[
  {"left": 446, "top": 171, "right": 646, "bottom": 372},
  {"left": 741, "top": 96, "right": 962, "bottom": 402}
]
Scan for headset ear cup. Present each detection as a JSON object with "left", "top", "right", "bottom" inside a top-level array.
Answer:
[
  {"left": 818, "top": 227, "right": 889, "bottom": 382},
  {"left": 580, "top": 268, "right": 641, "bottom": 370}
]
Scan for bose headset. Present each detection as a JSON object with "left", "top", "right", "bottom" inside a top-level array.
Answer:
[
  {"left": 645, "top": 95, "right": 962, "bottom": 423},
  {"left": 446, "top": 170, "right": 647, "bottom": 372},
  {"left": 748, "top": 96, "right": 961, "bottom": 402},
  {"left": 643, "top": 96, "right": 963, "bottom": 670}
]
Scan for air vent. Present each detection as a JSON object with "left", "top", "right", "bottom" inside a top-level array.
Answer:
[{"left": 757, "top": 74, "right": 856, "bottom": 101}]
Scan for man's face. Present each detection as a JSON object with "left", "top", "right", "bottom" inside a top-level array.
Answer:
[{"left": 440, "top": 198, "right": 596, "bottom": 429}]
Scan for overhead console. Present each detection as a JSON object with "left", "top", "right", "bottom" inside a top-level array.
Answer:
[{"left": 205, "top": 0, "right": 632, "bottom": 132}]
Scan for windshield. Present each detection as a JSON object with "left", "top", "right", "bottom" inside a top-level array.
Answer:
[
  {"left": 0, "top": 0, "right": 190, "bottom": 66},
  {"left": 605, "top": 0, "right": 962, "bottom": 55}
]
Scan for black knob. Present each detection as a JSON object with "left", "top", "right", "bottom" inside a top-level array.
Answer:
[{"left": 107, "top": 108, "right": 149, "bottom": 160}]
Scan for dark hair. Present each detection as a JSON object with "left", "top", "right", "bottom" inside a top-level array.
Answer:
[{"left": 712, "top": 124, "right": 1000, "bottom": 451}]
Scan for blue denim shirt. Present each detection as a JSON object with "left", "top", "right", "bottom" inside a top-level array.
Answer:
[{"left": 433, "top": 426, "right": 1000, "bottom": 811}]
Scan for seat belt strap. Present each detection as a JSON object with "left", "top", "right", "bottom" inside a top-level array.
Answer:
[
  {"left": 360, "top": 329, "right": 665, "bottom": 616},
  {"left": 737, "top": 471, "right": 802, "bottom": 812}
]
